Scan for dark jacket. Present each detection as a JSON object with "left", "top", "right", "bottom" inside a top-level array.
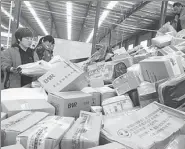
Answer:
[{"left": 1, "top": 47, "right": 39, "bottom": 88}]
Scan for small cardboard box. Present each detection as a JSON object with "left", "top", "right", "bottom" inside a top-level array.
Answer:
[
  {"left": 2, "top": 144, "right": 25, "bottom": 149},
  {"left": 61, "top": 111, "right": 102, "bottom": 149},
  {"left": 82, "top": 87, "right": 101, "bottom": 106},
  {"left": 140, "top": 55, "right": 184, "bottom": 83},
  {"left": 137, "top": 82, "right": 158, "bottom": 107},
  {"left": 113, "top": 72, "right": 141, "bottom": 95},
  {"left": 88, "top": 142, "right": 126, "bottom": 149},
  {"left": 152, "top": 35, "right": 172, "bottom": 48},
  {"left": 1, "top": 112, "right": 7, "bottom": 120},
  {"left": 1, "top": 99, "right": 55, "bottom": 117},
  {"left": 1, "top": 111, "right": 49, "bottom": 146},
  {"left": 95, "top": 87, "right": 117, "bottom": 104},
  {"left": 102, "top": 95, "right": 133, "bottom": 115},
  {"left": 17, "top": 116, "right": 75, "bottom": 149},
  {"left": 48, "top": 91, "right": 92, "bottom": 117},
  {"left": 38, "top": 61, "right": 88, "bottom": 93}
]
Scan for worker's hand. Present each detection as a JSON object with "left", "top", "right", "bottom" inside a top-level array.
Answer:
[{"left": 10, "top": 67, "right": 22, "bottom": 74}]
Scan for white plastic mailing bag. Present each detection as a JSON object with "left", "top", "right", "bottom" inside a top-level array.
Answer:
[{"left": 102, "top": 102, "right": 185, "bottom": 149}]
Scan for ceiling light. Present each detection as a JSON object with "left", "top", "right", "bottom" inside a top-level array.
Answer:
[
  {"left": 24, "top": 1, "right": 48, "bottom": 35},
  {"left": 86, "top": 1, "right": 118, "bottom": 43},
  {"left": 168, "top": 1, "right": 175, "bottom": 5},
  {"left": 1, "top": 32, "right": 12, "bottom": 38},
  {"left": 1, "top": 24, "right": 8, "bottom": 30},
  {"left": 1, "top": 6, "right": 23, "bottom": 28},
  {"left": 66, "top": 2, "right": 72, "bottom": 40}
]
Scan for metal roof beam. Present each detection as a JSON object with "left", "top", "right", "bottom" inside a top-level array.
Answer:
[
  {"left": 98, "top": 1, "right": 151, "bottom": 43},
  {"left": 45, "top": 1, "right": 59, "bottom": 38},
  {"left": 78, "top": 1, "right": 92, "bottom": 41}
]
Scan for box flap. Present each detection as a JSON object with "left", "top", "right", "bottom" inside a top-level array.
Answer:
[
  {"left": 50, "top": 91, "right": 92, "bottom": 99},
  {"left": 1, "top": 111, "right": 49, "bottom": 132},
  {"left": 2, "top": 144, "right": 25, "bottom": 149}
]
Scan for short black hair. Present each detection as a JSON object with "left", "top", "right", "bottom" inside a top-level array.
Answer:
[
  {"left": 38, "top": 35, "right": 55, "bottom": 44},
  {"left": 15, "top": 27, "right": 33, "bottom": 43},
  {"left": 173, "top": 2, "right": 183, "bottom": 7}
]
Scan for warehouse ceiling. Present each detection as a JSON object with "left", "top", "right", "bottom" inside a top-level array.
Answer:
[{"left": 1, "top": 1, "right": 185, "bottom": 47}]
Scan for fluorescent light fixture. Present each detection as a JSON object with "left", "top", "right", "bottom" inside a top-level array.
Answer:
[
  {"left": 1, "top": 6, "right": 23, "bottom": 27},
  {"left": 24, "top": 1, "right": 48, "bottom": 35},
  {"left": 66, "top": 2, "right": 72, "bottom": 40},
  {"left": 168, "top": 1, "right": 175, "bottom": 5},
  {"left": 1, "top": 24, "right": 8, "bottom": 30},
  {"left": 86, "top": 1, "right": 118, "bottom": 43},
  {"left": 1, "top": 32, "right": 12, "bottom": 38}
]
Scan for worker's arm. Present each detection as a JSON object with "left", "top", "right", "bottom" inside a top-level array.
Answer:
[{"left": 1, "top": 49, "right": 13, "bottom": 72}]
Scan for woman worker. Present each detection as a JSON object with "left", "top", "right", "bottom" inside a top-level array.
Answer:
[
  {"left": 35, "top": 35, "right": 55, "bottom": 62},
  {"left": 1, "top": 27, "right": 39, "bottom": 89}
]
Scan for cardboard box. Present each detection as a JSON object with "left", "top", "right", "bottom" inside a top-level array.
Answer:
[
  {"left": 111, "top": 56, "right": 133, "bottom": 68},
  {"left": 2, "top": 144, "right": 25, "bottom": 149},
  {"left": 102, "top": 102, "right": 185, "bottom": 149},
  {"left": 1, "top": 88, "right": 48, "bottom": 102},
  {"left": 152, "top": 35, "right": 172, "bottom": 48},
  {"left": 1, "top": 112, "right": 7, "bottom": 120},
  {"left": 1, "top": 99, "right": 55, "bottom": 117},
  {"left": 61, "top": 111, "right": 102, "bottom": 149},
  {"left": 82, "top": 87, "right": 101, "bottom": 106},
  {"left": 113, "top": 72, "right": 141, "bottom": 95},
  {"left": 17, "top": 116, "right": 75, "bottom": 149},
  {"left": 88, "top": 142, "right": 126, "bottom": 149},
  {"left": 91, "top": 106, "right": 102, "bottom": 113},
  {"left": 38, "top": 61, "right": 88, "bottom": 93},
  {"left": 140, "top": 55, "right": 184, "bottom": 83},
  {"left": 95, "top": 87, "right": 117, "bottom": 104},
  {"left": 137, "top": 82, "right": 158, "bottom": 107},
  {"left": 1, "top": 111, "right": 49, "bottom": 146},
  {"left": 48, "top": 91, "right": 92, "bottom": 117},
  {"left": 90, "top": 78, "right": 104, "bottom": 88},
  {"left": 102, "top": 95, "right": 133, "bottom": 115},
  {"left": 127, "top": 64, "right": 144, "bottom": 83}
]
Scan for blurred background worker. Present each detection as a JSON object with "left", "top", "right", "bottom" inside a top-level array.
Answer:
[
  {"left": 173, "top": 2, "right": 185, "bottom": 31},
  {"left": 1, "top": 27, "right": 39, "bottom": 89},
  {"left": 35, "top": 35, "right": 55, "bottom": 62}
]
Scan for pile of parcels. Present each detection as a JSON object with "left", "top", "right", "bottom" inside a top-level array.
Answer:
[{"left": 3, "top": 22, "right": 185, "bottom": 149}]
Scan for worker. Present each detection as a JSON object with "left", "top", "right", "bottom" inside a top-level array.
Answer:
[
  {"left": 35, "top": 35, "right": 55, "bottom": 62},
  {"left": 1, "top": 27, "right": 39, "bottom": 89},
  {"left": 173, "top": 2, "right": 185, "bottom": 31}
]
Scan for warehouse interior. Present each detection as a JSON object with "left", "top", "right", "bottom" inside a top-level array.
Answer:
[
  {"left": 2, "top": 1, "right": 185, "bottom": 149},
  {"left": 1, "top": 1, "right": 184, "bottom": 50}
]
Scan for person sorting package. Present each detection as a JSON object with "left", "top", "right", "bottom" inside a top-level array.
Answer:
[{"left": 1, "top": 27, "right": 39, "bottom": 89}]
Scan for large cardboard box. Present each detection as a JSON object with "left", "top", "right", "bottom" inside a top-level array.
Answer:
[
  {"left": 38, "top": 61, "right": 88, "bottom": 92},
  {"left": 48, "top": 91, "right": 92, "bottom": 117},
  {"left": 1, "top": 88, "right": 48, "bottom": 102},
  {"left": 1, "top": 111, "right": 49, "bottom": 146},
  {"left": 95, "top": 87, "right": 117, "bottom": 104},
  {"left": 88, "top": 142, "right": 127, "bottom": 149},
  {"left": 113, "top": 72, "right": 141, "bottom": 95},
  {"left": 1, "top": 112, "right": 7, "bottom": 120},
  {"left": 1, "top": 99, "right": 55, "bottom": 117},
  {"left": 60, "top": 111, "right": 102, "bottom": 149},
  {"left": 17, "top": 116, "right": 75, "bottom": 149},
  {"left": 82, "top": 87, "right": 101, "bottom": 106},
  {"left": 2, "top": 144, "right": 25, "bottom": 149},
  {"left": 140, "top": 55, "right": 184, "bottom": 83},
  {"left": 102, "top": 95, "right": 133, "bottom": 115},
  {"left": 101, "top": 102, "right": 185, "bottom": 149}
]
